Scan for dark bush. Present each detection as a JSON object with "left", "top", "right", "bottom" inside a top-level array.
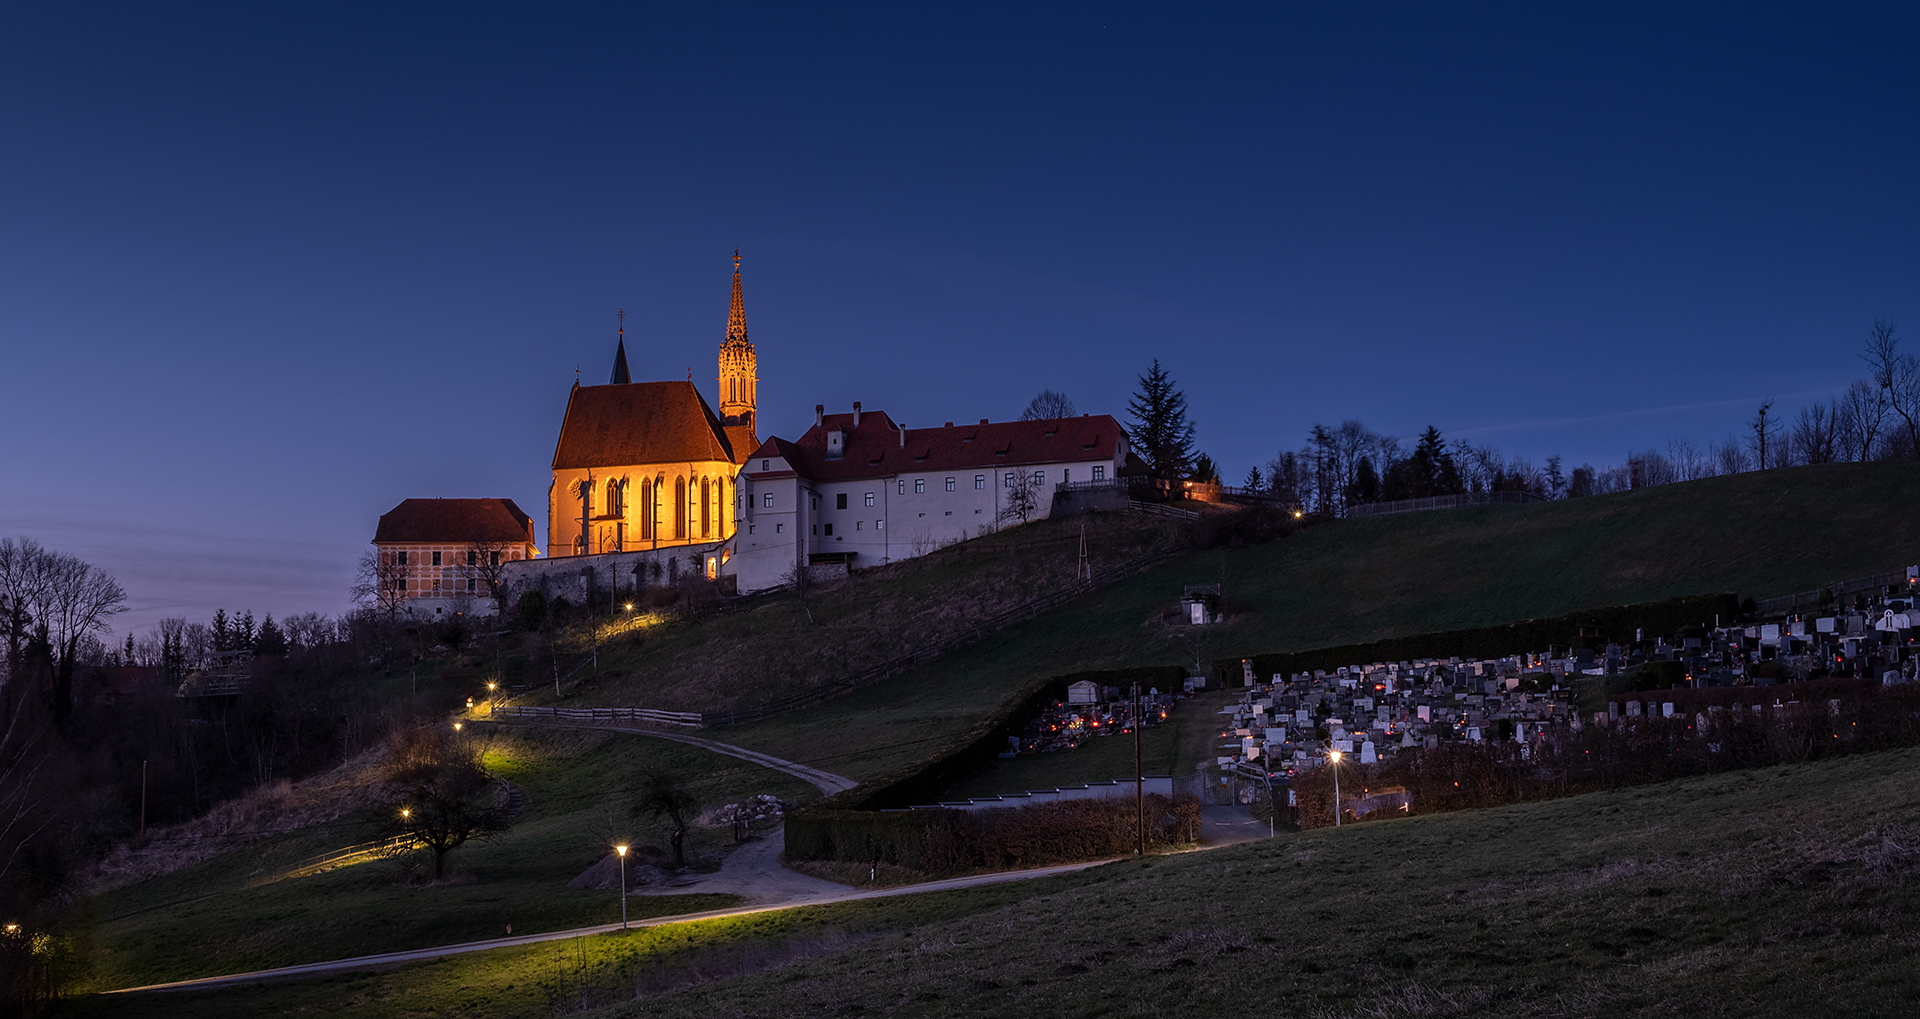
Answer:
[
  {"left": 787, "top": 794, "right": 1203, "bottom": 873},
  {"left": 515, "top": 591, "right": 547, "bottom": 630}
]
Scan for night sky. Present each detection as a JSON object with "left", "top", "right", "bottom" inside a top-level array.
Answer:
[{"left": 3, "top": 4, "right": 1916, "bottom": 635}]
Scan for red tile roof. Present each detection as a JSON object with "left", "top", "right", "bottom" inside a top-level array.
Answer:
[
  {"left": 748, "top": 410, "right": 1127, "bottom": 481},
  {"left": 375, "top": 498, "right": 536, "bottom": 544},
  {"left": 551, "top": 381, "right": 744, "bottom": 471}
]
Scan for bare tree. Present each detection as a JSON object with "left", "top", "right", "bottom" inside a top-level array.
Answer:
[
  {"left": 463, "top": 539, "right": 515, "bottom": 616},
  {"left": 352, "top": 549, "right": 410, "bottom": 619},
  {"left": 0, "top": 539, "right": 125, "bottom": 721},
  {"left": 1836, "top": 379, "right": 1889, "bottom": 461},
  {"left": 1862, "top": 320, "right": 1920, "bottom": 457},
  {"left": 1792, "top": 402, "right": 1838, "bottom": 464},
  {"left": 998, "top": 470, "right": 1044, "bottom": 526},
  {"left": 631, "top": 769, "right": 699, "bottom": 868},
  {"left": 1019, "top": 389, "right": 1078, "bottom": 421},
  {"left": 1666, "top": 438, "right": 1709, "bottom": 481},
  {"left": 1711, "top": 435, "right": 1748, "bottom": 475}
]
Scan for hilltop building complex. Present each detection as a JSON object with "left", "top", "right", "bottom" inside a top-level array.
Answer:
[{"left": 370, "top": 497, "right": 538, "bottom": 616}]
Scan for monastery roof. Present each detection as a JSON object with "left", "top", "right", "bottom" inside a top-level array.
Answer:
[
  {"left": 375, "top": 498, "right": 535, "bottom": 544},
  {"left": 753, "top": 410, "right": 1127, "bottom": 481},
  {"left": 551, "top": 381, "right": 742, "bottom": 470}
]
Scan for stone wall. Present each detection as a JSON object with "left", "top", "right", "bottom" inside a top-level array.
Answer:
[{"left": 499, "top": 540, "right": 729, "bottom": 610}]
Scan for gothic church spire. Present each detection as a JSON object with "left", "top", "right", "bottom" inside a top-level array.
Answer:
[
  {"left": 610, "top": 309, "right": 632, "bottom": 384},
  {"left": 717, "top": 250, "right": 758, "bottom": 429}
]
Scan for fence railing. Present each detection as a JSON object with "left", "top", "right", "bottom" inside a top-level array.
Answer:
[
  {"left": 1753, "top": 568, "right": 1917, "bottom": 617},
  {"left": 1347, "top": 490, "right": 1545, "bottom": 518},
  {"left": 494, "top": 705, "right": 703, "bottom": 727},
  {"left": 1128, "top": 500, "right": 1200, "bottom": 522}
]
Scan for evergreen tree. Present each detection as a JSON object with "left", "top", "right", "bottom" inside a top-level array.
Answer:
[
  {"left": 1126, "top": 359, "right": 1197, "bottom": 478},
  {"left": 211, "top": 609, "right": 230, "bottom": 652},
  {"left": 1190, "top": 453, "right": 1219, "bottom": 484},
  {"left": 1242, "top": 467, "right": 1263, "bottom": 492},
  {"left": 1545, "top": 455, "right": 1566, "bottom": 499},
  {"left": 255, "top": 613, "right": 287, "bottom": 656},
  {"left": 237, "top": 610, "right": 256, "bottom": 650}
]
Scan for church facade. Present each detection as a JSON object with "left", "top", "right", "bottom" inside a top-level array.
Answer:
[{"left": 545, "top": 254, "right": 760, "bottom": 560}]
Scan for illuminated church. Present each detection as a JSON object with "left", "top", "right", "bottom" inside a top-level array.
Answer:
[{"left": 546, "top": 253, "right": 759, "bottom": 558}]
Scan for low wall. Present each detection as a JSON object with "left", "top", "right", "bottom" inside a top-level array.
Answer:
[
  {"left": 908, "top": 776, "right": 1175, "bottom": 811},
  {"left": 499, "top": 542, "right": 728, "bottom": 608}
]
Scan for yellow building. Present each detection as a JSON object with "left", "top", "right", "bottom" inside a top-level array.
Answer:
[{"left": 546, "top": 254, "right": 759, "bottom": 558}]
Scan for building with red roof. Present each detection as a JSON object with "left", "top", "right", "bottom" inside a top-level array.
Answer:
[
  {"left": 721, "top": 403, "right": 1130, "bottom": 593},
  {"left": 372, "top": 497, "right": 537, "bottom": 616}
]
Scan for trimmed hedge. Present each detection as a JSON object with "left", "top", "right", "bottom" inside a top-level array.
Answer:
[
  {"left": 1227, "top": 593, "right": 1741, "bottom": 682},
  {"left": 786, "top": 794, "right": 1202, "bottom": 873},
  {"left": 785, "top": 665, "right": 1185, "bottom": 871}
]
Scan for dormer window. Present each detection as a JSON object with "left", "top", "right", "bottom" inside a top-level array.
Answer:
[
  {"left": 826, "top": 430, "right": 844, "bottom": 460},
  {"left": 761, "top": 459, "right": 769, "bottom": 471}
]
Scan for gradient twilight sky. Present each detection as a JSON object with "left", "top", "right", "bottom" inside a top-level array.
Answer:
[{"left": 2, "top": 4, "right": 1917, "bottom": 637}]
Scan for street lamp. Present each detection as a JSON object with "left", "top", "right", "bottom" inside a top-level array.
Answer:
[
  {"left": 614, "top": 845, "right": 629, "bottom": 929},
  {"left": 487, "top": 681, "right": 498, "bottom": 716},
  {"left": 1328, "top": 749, "right": 1343, "bottom": 828}
]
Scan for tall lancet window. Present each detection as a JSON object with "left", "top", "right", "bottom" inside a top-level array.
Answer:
[
  {"left": 640, "top": 479, "right": 653, "bottom": 540},
  {"left": 674, "top": 477, "right": 688, "bottom": 540},
  {"left": 700, "top": 478, "right": 712, "bottom": 538}
]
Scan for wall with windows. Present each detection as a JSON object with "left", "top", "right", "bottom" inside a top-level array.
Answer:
[
  {"left": 372, "top": 541, "right": 533, "bottom": 618},
  {"left": 548, "top": 460, "right": 740, "bottom": 559},
  {"left": 723, "top": 455, "right": 1120, "bottom": 594},
  {"left": 500, "top": 538, "right": 733, "bottom": 611}
]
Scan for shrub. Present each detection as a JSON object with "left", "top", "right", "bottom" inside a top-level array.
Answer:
[
  {"left": 515, "top": 591, "right": 547, "bottom": 630},
  {"left": 787, "top": 794, "right": 1202, "bottom": 874}
]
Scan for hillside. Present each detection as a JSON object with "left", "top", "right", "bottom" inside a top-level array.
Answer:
[
  {"left": 708, "top": 460, "right": 1920, "bottom": 780},
  {"left": 59, "top": 745, "right": 1920, "bottom": 1017}
]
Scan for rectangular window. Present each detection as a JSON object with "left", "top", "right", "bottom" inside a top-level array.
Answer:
[
  {"left": 825, "top": 523, "right": 834, "bottom": 536},
  {"left": 432, "top": 578, "right": 442, "bottom": 593},
  {"left": 467, "top": 577, "right": 477, "bottom": 592},
  {"left": 836, "top": 493, "right": 848, "bottom": 509},
  {"left": 396, "top": 550, "right": 408, "bottom": 566},
  {"left": 466, "top": 550, "right": 477, "bottom": 566},
  {"left": 432, "top": 551, "right": 442, "bottom": 567},
  {"left": 944, "top": 477, "right": 956, "bottom": 491},
  {"left": 975, "top": 475, "right": 985, "bottom": 489},
  {"left": 776, "top": 523, "right": 783, "bottom": 533},
  {"left": 856, "top": 520, "right": 864, "bottom": 530},
  {"left": 491, "top": 551, "right": 501, "bottom": 566},
  {"left": 761, "top": 459, "right": 770, "bottom": 471},
  {"left": 898, "top": 480, "right": 906, "bottom": 496},
  {"left": 1063, "top": 468, "right": 1070, "bottom": 483},
  {"left": 864, "top": 492, "right": 874, "bottom": 507},
  {"left": 1032, "top": 470, "right": 1045, "bottom": 486},
  {"left": 763, "top": 493, "right": 773, "bottom": 507},
  {"left": 1003, "top": 473, "right": 1015, "bottom": 488},
  {"left": 748, "top": 525, "right": 755, "bottom": 534},
  {"left": 914, "top": 479, "right": 925, "bottom": 494},
  {"left": 398, "top": 577, "right": 407, "bottom": 591},
  {"left": 1092, "top": 465, "right": 1105, "bottom": 481},
  {"left": 877, "top": 519, "right": 884, "bottom": 529}
]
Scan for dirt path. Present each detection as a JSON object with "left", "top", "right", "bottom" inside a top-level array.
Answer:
[
  {"left": 501, "top": 720, "right": 859, "bottom": 795},
  {"left": 636, "top": 826, "right": 846, "bottom": 905}
]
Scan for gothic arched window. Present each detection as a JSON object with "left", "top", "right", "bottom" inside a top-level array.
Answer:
[
  {"left": 640, "top": 479, "right": 653, "bottom": 540},
  {"left": 700, "top": 477, "right": 712, "bottom": 538},
  {"left": 674, "top": 477, "right": 687, "bottom": 541}
]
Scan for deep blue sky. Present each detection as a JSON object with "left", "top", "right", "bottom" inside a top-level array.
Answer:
[{"left": 3, "top": 4, "right": 1916, "bottom": 636}]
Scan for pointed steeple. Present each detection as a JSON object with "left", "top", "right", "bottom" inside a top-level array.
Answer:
[
  {"left": 610, "top": 309, "right": 632, "bottom": 385},
  {"left": 726, "top": 249, "right": 749, "bottom": 347}
]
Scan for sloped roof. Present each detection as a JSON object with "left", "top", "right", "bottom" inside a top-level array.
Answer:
[
  {"left": 551, "top": 381, "right": 742, "bottom": 470},
  {"left": 749, "top": 410, "right": 1126, "bottom": 482},
  {"left": 375, "top": 498, "right": 535, "bottom": 544}
]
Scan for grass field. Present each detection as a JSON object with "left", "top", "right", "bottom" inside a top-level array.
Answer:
[
  {"left": 58, "top": 743, "right": 1920, "bottom": 1018},
  {"left": 72, "top": 725, "right": 821, "bottom": 992},
  {"left": 938, "top": 688, "right": 1235, "bottom": 800}
]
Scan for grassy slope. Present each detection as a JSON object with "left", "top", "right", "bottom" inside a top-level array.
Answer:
[
  {"left": 61, "top": 746, "right": 1920, "bottom": 1018},
  {"left": 74, "top": 726, "right": 821, "bottom": 992},
  {"left": 710, "top": 461, "right": 1920, "bottom": 783}
]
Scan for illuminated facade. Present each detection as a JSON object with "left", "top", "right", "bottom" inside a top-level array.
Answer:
[
  {"left": 546, "top": 255, "right": 759, "bottom": 558},
  {"left": 372, "top": 498, "right": 538, "bottom": 616}
]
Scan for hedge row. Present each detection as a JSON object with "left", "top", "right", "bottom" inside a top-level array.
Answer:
[
  {"left": 785, "top": 793, "right": 1202, "bottom": 872},
  {"left": 1228, "top": 593, "right": 1742, "bottom": 682},
  {"left": 785, "top": 665, "right": 1185, "bottom": 870}
]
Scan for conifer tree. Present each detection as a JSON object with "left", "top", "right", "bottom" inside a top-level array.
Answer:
[{"left": 1126, "top": 359, "right": 1197, "bottom": 479}]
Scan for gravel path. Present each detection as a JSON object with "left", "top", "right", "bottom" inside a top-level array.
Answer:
[{"left": 504, "top": 720, "right": 859, "bottom": 795}]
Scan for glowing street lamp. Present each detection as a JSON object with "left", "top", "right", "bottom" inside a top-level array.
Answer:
[
  {"left": 615, "top": 845, "right": 629, "bottom": 928},
  {"left": 1328, "top": 748, "right": 1343, "bottom": 828}
]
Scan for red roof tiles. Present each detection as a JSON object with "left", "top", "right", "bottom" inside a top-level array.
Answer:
[
  {"left": 749, "top": 410, "right": 1125, "bottom": 481},
  {"left": 551, "top": 381, "right": 744, "bottom": 471},
  {"left": 375, "top": 498, "right": 536, "bottom": 544}
]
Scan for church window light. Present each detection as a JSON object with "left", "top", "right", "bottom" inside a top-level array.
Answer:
[
  {"left": 864, "top": 492, "right": 874, "bottom": 507},
  {"left": 836, "top": 493, "right": 847, "bottom": 509},
  {"left": 944, "top": 477, "right": 956, "bottom": 491},
  {"left": 640, "top": 479, "right": 654, "bottom": 540},
  {"left": 763, "top": 493, "right": 773, "bottom": 508},
  {"left": 975, "top": 475, "right": 985, "bottom": 489},
  {"left": 914, "top": 479, "right": 925, "bottom": 494},
  {"left": 674, "top": 478, "right": 687, "bottom": 540}
]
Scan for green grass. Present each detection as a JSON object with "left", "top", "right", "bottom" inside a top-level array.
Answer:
[
  {"left": 938, "top": 688, "right": 1236, "bottom": 799},
  {"left": 59, "top": 744, "right": 1920, "bottom": 1018},
  {"left": 73, "top": 725, "right": 821, "bottom": 992}
]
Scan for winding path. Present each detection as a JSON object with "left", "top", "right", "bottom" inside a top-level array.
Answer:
[{"left": 508, "top": 720, "right": 859, "bottom": 795}]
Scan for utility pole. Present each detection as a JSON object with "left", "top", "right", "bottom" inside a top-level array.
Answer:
[
  {"left": 1134, "top": 682, "right": 1145, "bottom": 855},
  {"left": 139, "top": 760, "right": 148, "bottom": 836}
]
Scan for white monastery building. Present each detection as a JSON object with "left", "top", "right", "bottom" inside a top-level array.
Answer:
[{"left": 722, "top": 404, "right": 1129, "bottom": 594}]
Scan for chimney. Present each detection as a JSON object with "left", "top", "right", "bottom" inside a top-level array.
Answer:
[
  {"left": 979, "top": 418, "right": 988, "bottom": 425},
  {"left": 815, "top": 404, "right": 824, "bottom": 428},
  {"left": 853, "top": 402, "right": 862, "bottom": 427},
  {"left": 899, "top": 425, "right": 906, "bottom": 448}
]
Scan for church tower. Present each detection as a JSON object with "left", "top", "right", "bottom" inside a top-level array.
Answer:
[{"left": 717, "top": 250, "right": 757, "bottom": 428}]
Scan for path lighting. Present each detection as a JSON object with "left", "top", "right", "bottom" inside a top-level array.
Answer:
[
  {"left": 615, "top": 845, "right": 629, "bottom": 929},
  {"left": 453, "top": 721, "right": 463, "bottom": 732},
  {"left": 1329, "top": 749, "right": 1343, "bottom": 828},
  {"left": 625, "top": 603, "right": 634, "bottom": 612}
]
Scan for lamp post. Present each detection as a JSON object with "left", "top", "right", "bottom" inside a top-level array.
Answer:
[
  {"left": 614, "top": 845, "right": 629, "bottom": 929},
  {"left": 1329, "top": 748, "right": 1343, "bottom": 827},
  {"left": 487, "top": 681, "right": 498, "bottom": 716}
]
